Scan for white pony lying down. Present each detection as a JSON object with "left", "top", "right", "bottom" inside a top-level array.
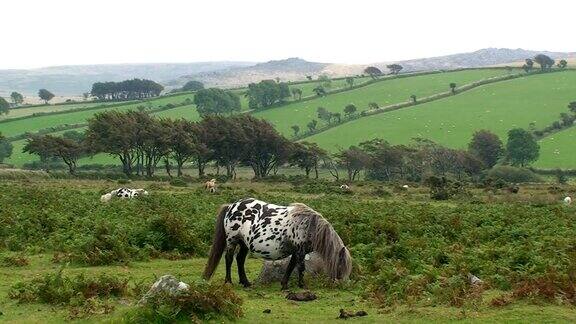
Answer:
[{"left": 100, "top": 188, "right": 149, "bottom": 203}]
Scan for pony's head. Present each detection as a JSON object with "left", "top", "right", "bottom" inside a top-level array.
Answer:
[
  {"left": 135, "top": 189, "right": 149, "bottom": 196},
  {"left": 100, "top": 193, "right": 112, "bottom": 203},
  {"left": 291, "top": 203, "right": 353, "bottom": 281}
]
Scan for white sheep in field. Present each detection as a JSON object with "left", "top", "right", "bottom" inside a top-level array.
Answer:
[
  {"left": 402, "top": 184, "right": 409, "bottom": 189},
  {"left": 100, "top": 193, "right": 113, "bottom": 203},
  {"left": 564, "top": 196, "right": 572, "bottom": 205},
  {"left": 340, "top": 184, "right": 350, "bottom": 191}
]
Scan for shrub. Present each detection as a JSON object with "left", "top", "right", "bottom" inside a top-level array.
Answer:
[
  {"left": 1, "top": 254, "right": 30, "bottom": 267},
  {"left": 169, "top": 178, "right": 188, "bottom": 187},
  {"left": 117, "top": 178, "right": 131, "bottom": 185},
  {"left": 487, "top": 166, "right": 541, "bottom": 183},
  {"left": 128, "top": 282, "right": 243, "bottom": 322}
]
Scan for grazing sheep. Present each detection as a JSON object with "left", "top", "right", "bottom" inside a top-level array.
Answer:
[
  {"left": 564, "top": 196, "right": 572, "bottom": 205},
  {"left": 402, "top": 184, "right": 409, "bottom": 189},
  {"left": 100, "top": 193, "right": 113, "bottom": 203},
  {"left": 204, "top": 179, "right": 217, "bottom": 193}
]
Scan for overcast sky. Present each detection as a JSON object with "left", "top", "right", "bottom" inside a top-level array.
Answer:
[{"left": 2, "top": 0, "right": 575, "bottom": 69}]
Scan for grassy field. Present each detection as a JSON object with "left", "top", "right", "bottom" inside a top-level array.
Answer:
[
  {"left": 0, "top": 177, "right": 575, "bottom": 323},
  {"left": 0, "top": 94, "right": 197, "bottom": 138},
  {"left": 253, "top": 69, "right": 508, "bottom": 136},
  {"left": 0, "top": 102, "right": 121, "bottom": 121},
  {"left": 305, "top": 71, "right": 576, "bottom": 152},
  {"left": 534, "top": 126, "right": 576, "bottom": 169}
]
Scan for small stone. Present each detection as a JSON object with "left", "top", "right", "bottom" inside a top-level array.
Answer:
[
  {"left": 263, "top": 309, "right": 271, "bottom": 314},
  {"left": 138, "top": 275, "right": 190, "bottom": 305},
  {"left": 286, "top": 291, "right": 317, "bottom": 301}
]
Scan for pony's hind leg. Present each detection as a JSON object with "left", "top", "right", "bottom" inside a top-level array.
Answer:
[
  {"left": 236, "top": 242, "right": 251, "bottom": 288},
  {"left": 297, "top": 253, "right": 306, "bottom": 288},
  {"left": 281, "top": 253, "right": 299, "bottom": 290},
  {"left": 224, "top": 244, "right": 237, "bottom": 284}
]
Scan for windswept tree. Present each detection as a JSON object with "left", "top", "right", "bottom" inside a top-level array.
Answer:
[
  {"left": 312, "top": 86, "right": 326, "bottom": 96},
  {"left": 333, "top": 112, "right": 342, "bottom": 123},
  {"left": 10, "top": 92, "right": 24, "bottom": 105},
  {"left": 522, "top": 58, "right": 534, "bottom": 73},
  {"left": 194, "top": 88, "right": 241, "bottom": 116},
  {"left": 557, "top": 59, "right": 568, "bottom": 69},
  {"left": 0, "top": 97, "right": 9, "bottom": 115},
  {"left": 345, "top": 77, "right": 354, "bottom": 88},
  {"left": 468, "top": 130, "right": 504, "bottom": 168},
  {"left": 237, "top": 115, "right": 292, "bottom": 178},
  {"left": 38, "top": 89, "right": 55, "bottom": 104},
  {"left": 368, "top": 102, "right": 379, "bottom": 110},
  {"left": 291, "top": 125, "right": 300, "bottom": 137},
  {"left": 387, "top": 64, "right": 403, "bottom": 75},
  {"left": 318, "top": 75, "right": 332, "bottom": 89},
  {"left": 246, "top": 80, "right": 290, "bottom": 109},
  {"left": 568, "top": 101, "right": 576, "bottom": 113},
  {"left": 24, "top": 134, "right": 85, "bottom": 174},
  {"left": 85, "top": 111, "right": 141, "bottom": 175},
  {"left": 199, "top": 115, "right": 247, "bottom": 178},
  {"left": 344, "top": 104, "right": 357, "bottom": 117},
  {"left": 449, "top": 83, "right": 457, "bottom": 94},
  {"left": 291, "top": 88, "right": 302, "bottom": 100},
  {"left": 317, "top": 107, "right": 332, "bottom": 123},
  {"left": 161, "top": 119, "right": 199, "bottom": 177},
  {"left": 290, "top": 142, "right": 327, "bottom": 178},
  {"left": 0, "top": 132, "right": 14, "bottom": 163},
  {"left": 533, "top": 54, "right": 555, "bottom": 71},
  {"left": 181, "top": 80, "right": 204, "bottom": 92},
  {"left": 307, "top": 119, "right": 318, "bottom": 132},
  {"left": 335, "top": 146, "right": 371, "bottom": 181},
  {"left": 364, "top": 66, "right": 383, "bottom": 79},
  {"left": 506, "top": 128, "right": 540, "bottom": 167},
  {"left": 410, "top": 94, "right": 417, "bottom": 103}
]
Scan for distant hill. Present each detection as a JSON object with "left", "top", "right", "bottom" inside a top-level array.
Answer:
[
  {"left": 2, "top": 48, "right": 575, "bottom": 97},
  {"left": 380, "top": 48, "right": 576, "bottom": 72},
  {"left": 172, "top": 58, "right": 335, "bottom": 88},
  {"left": 0, "top": 62, "right": 254, "bottom": 96}
]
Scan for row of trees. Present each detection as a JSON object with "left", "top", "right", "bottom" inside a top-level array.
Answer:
[
  {"left": 90, "top": 79, "right": 164, "bottom": 101},
  {"left": 522, "top": 54, "right": 567, "bottom": 73},
  {"left": 246, "top": 80, "right": 290, "bottom": 109}
]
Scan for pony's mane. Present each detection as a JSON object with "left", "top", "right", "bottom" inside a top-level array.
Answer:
[{"left": 289, "top": 203, "right": 352, "bottom": 281}]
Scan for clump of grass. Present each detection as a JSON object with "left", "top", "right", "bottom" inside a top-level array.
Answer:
[
  {"left": 1, "top": 254, "right": 30, "bottom": 267},
  {"left": 169, "top": 178, "right": 188, "bottom": 187},
  {"left": 128, "top": 282, "right": 243, "bottom": 322},
  {"left": 8, "top": 269, "right": 130, "bottom": 305},
  {"left": 8, "top": 269, "right": 134, "bottom": 318}
]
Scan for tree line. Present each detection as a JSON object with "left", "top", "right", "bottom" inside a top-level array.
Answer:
[{"left": 90, "top": 79, "right": 164, "bottom": 101}]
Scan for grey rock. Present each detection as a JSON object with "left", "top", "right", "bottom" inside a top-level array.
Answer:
[
  {"left": 257, "top": 253, "right": 326, "bottom": 284},
  {"left": 138, "top": 275, "right": 189, "bottom": 305}
]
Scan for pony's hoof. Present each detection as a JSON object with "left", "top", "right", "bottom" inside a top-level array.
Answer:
[
  {"left": 281, "top": 285, "right": 289, "bottom": 291},
  {"left": 242, "top": 281, "right": 252, "bottom": 288}
]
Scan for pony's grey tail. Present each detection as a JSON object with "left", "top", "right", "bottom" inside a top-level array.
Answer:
[{"left": 203, "top": 204, "right": 229, "bottom": 280}]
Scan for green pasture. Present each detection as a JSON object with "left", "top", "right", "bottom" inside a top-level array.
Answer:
[
  {"left": 306, "top": 71, "right": 576, "bottom": 153},
  {"left": 0, "top": 102, "right": 120, "bottom": 121},
  {"left": 253, "top": 69, "right": 508, "bottom": 136},
  {"left": 534, "top": 126, "right": 576, "bottom": 169}
]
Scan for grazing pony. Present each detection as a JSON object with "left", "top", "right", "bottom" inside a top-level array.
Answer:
[
  {"left": 100, "top": 188, "right": 149, "bottom": 203},
  {"left": 203, "top": 198, "right": 352, "bottom": 289},
  {"left": 204, "top": 179, "right": 217, "bottom": 193}
]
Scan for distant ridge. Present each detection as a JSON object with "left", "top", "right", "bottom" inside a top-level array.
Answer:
[
  {"left": 383, "top": 48, "right": 576, "bottom": 72},
  {"left": 1, "top": 48, "right": 575, "bottom": 96}
]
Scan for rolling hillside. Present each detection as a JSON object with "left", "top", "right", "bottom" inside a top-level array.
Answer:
[
  {"left": 304, "top": 71, "right": 576, "bottom": 155},
  {"left": 253, "top": 69, "right": 508, "bottom": 136},
  {"left": 534, "top": 126, "right": 576, "bottom": 169}
]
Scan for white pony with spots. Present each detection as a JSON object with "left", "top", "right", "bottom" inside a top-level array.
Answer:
[
  {"left": 100, "top": 188, "right": 149, "bottom": 203},
  {"left": 203, "top": 198, "right": 352, "bottom": 290}
]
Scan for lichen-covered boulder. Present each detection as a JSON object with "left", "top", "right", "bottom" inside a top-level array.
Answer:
[
  {"left": 138, "top": 275, "right": 189, "bottom": 305},
  {"left": 257, "top": 253, "right": 326, "bottom": 284}
]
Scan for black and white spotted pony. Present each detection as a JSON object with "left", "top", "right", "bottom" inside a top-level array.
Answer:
[
  {"left": 100, "top": 188, "right": 149, "bottom": 203},
  {"left": 203, "top": 198, "right": 352, "bottom": 289}
]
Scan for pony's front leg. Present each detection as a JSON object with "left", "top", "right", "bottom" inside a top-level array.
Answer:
[
  {"left": 281, "top": 253, "right": 298, "bottom": 290},
  {"left": 236, "top": 242, "right": 251, "bottom": 288},
  {"left": 224, "top": 244, "right": 237, "bottom": 284}
]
